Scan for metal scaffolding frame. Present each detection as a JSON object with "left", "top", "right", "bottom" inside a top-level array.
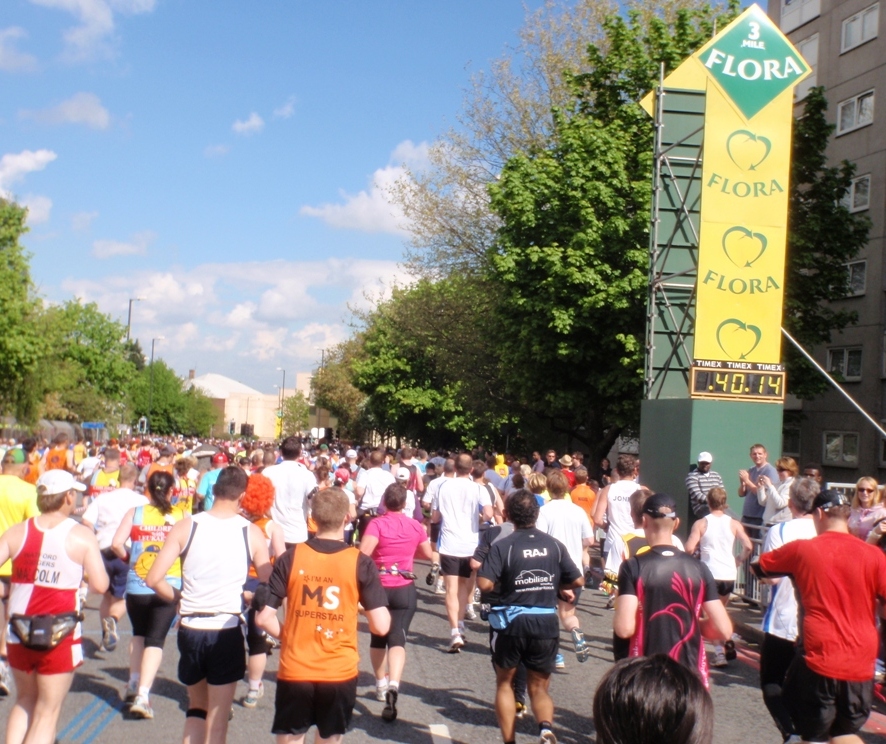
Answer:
[{"left": 644, "top": 81, "right": 706, "bottom": 400}]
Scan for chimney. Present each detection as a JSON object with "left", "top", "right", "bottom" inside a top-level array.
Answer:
[{"left": 188, "top": 369, "right": 196, "bottom": 380}]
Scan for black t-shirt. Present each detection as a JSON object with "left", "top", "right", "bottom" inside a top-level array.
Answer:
[
  {"left": 617, "top": 545, "right": 719, "bottom": 678},
  {"left": 266, "top": 538, "right": 387, "bottom": 611},
  {"left": 478, "top": 527, "right": 581, "bottom": 637}
]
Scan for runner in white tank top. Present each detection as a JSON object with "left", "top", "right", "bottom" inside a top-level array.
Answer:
[
  {"left": 685, "top": 486, "right": 753, "bottom": 667},
  {"left": 145, "top": 467, "right": 271, "bottom": 744},
  {"left": 0, "top": 470, "right": 108, "bottom": 744}
]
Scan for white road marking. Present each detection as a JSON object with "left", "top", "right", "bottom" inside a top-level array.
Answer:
[{"left": 429, "top": 723, "right": 452, "bottom": 744}]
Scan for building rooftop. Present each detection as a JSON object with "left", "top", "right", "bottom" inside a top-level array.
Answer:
[{"left": 187, "top": 373, "right": 263, "bottom": 399}]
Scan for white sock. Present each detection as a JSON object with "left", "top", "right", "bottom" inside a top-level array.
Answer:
[
  {"left": 248, "top": 678, "right": 262, "bottom": 691},
  {"left": 388, "top": 680, "right": 399, "bottom": 691},
  {"left": 376, "top": 677, "right": 388, "bottom": 687},
  {"left": 451, "top": 627, "right": 461, "bottom": 637},
  {"left": 129, "top": 673, "right": 140, "bottom": 686},
  {"left": 137, "top": 686, "right": 150, "bottom": 699}
]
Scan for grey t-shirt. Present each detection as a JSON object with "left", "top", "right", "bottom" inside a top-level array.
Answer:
[{"left": 742, "top": 462, "right": 779, "bottom": 521}]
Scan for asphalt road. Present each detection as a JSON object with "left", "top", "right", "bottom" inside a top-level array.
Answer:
[{"left": 6, "top": 567, "right": 885, "bottom": 744}]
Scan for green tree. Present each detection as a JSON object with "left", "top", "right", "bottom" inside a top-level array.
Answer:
[
  {"left": 782, "top": 87, "right": 871, "bottom": 397},
  {"left": 128, "top": 361, "right": 218, "bottom": 435},
  {"left": 0, "top": 200, "right": 47, "bottom": 422},
  {"left": 310, "top": 338, "right": 370, "bottom": 440},
  {"left": 282, "top": 391, "right": 310, "bottom": 437}
]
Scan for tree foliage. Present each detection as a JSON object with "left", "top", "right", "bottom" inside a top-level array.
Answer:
[
  {"left": 783, "top": 87, "right": 871, "bottom": 397},
  {"left": 282, "top": 391, "right": 310, "bottom": 437},
  {"left": 128, "top": 361, "right": 220, "bottom": 436}
]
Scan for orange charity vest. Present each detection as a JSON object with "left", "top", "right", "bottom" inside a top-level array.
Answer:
[
  {"left": 45, "top": 447, "right": 68, "bottom": 472},
  {"left": 278, "top": 544, "right": 361, "bottom": 683},
  {"left": 570, "top": 483, "right": 597, "bottom": 520},
  {"left": 145, "top": 462, "right": 174, "bottom": 483}
]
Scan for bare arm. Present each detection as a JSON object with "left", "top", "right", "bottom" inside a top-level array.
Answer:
[
  {"left": 248, "top": 522, "right": 272, "bottom": 583},
  {"left": 77, "top": 528, "right": 109, "bottom": 595},
  {"left": 365, "top": 605, "right": 391, "bottom": 636},
  {"left": 477, "top": 576, "right": 494, "bottom": 593},
  {"left": 256, "top": 605, "right": 281, "bottom": 638},
  {"left": 269, "top": 522, "right": 286, "bottom": 559},
  {"left": 684, "top": 518, "right": 707, "bottom": 555},
  {"left": 110, "top": 508, "right": 136, "bottom": 560},
  {"left": 359, "top": 534, "right": 379, "bottom": 557},
  {"left": 613, "top": 594, "right": 639, "bottom": 639},
  {"left": 732, "top": 520, "right": 754, "bottom": 563},
  {"left": 592, "top": 485, "right": 610, "bottom": 528},
  {"left": 481, "top": 503, "right": 494, "bottom": 522},
  {"left": 700, "top": 598, "right": 733, "bottom": 642},
  {"left": 416, "top": 540, "right": 433, "bottom": 561}
]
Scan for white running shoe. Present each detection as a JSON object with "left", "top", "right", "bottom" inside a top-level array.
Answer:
[{"left": 448, "top": 634, "right": 465, "bottom": 653}]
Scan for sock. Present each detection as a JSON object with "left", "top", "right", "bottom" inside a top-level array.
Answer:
[
  {"left": 458, "top": 621, "right": 465, "bottom": 632},
  {"left": 388, "top": 680, "right": 399, "bottom": 691},
  {"left": 137, "top": 686, "right": 150, "bottom": 698},
  {"left": 539, "top": 721, "right": 553, "bottom": 733},
  {"left": 376, "top": 677, "right": 388, "bottom": 687},
  {"left": 714, "top": 643, "right": 724, "bottom": 654},
  {"left": 129, "top": 673, "right": 140, "bottom": 686},
  {"left": 451, "top": 627, "right": 461, "bottom": 637}
]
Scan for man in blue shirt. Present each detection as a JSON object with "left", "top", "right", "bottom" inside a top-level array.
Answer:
[{"left": 738, "top": 444, "right": 778, "bottom": 527}]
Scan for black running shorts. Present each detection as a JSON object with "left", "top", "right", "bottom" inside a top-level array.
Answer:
[
  {"left": 272, "top": 677, "right": 358, "bottom": 739},
  {"left": 177, "top": 624, "right": 246, "bottom": 686},
  {"left": 440, "top": 554, "right": 473, "bottom": 578},
  {"left": 490, "top": 631, "right": 558, "bottom": 674}
]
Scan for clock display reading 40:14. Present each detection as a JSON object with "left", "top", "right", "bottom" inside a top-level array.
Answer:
[{"left": 690, "top": 367, "right": 786, "bottom": 403}]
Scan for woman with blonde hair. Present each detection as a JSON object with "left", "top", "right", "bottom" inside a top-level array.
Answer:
[
  {"left": 849, "top": 476, "right": 885, "bottom": 540},
  {"left": 527, "top": 472, "right": 548, "bottom": 505},
  {"left": 757, "top": 457, "right": 797, "bottom": 525}
]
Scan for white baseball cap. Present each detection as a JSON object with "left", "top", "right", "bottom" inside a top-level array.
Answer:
[
  {"left": 37, "top": 470, "right": 86, "bottom": 496},
  {"left": 345, "top": 449, "right": 358, "bottom": 459},
  {"left": 396, "top": 466, "right": 410, "bottom": 481},
  {"left": 698, "top": 451, "right": 713, "bottom": 463}
]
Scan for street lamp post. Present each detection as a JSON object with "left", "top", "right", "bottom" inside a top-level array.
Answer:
[
  {"left": 126, "top": 297, "right": 145, "bottom": 343},
  {"left": 147, "top": 336, "right": 164, "bottom": 434}
]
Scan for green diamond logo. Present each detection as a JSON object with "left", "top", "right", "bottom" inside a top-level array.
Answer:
[{"left": 699, "top": 5, "right": 810, "bottom": 119}]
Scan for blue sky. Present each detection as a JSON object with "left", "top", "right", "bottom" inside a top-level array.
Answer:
[{"left": 2, "top": 0, "right": 547, "bottom": 393}]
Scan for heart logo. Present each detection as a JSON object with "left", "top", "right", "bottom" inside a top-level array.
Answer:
[
  {"left": 716, "top": 319, "right": 762, "bottom": 360},
  {"left": 721, "top": 226, "right": 768, "bottom": 268},
  {"left": 726, "top": 130, "right": 772, "bottom": 171}
]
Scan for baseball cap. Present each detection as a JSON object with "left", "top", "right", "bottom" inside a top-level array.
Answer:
[
  {"left": 37, "top": 470, "right": 86, "bottom": 496},
  {"left": 345, "top": 449, "right": 357, "bottom": 459},
  {"left": 334, "top": 467, "right": 350, "bottom": 484},
  {"left": 160, "top": 444, "right": 176, "bottom": 457},
  {"left": 212, "top": 452, "right": 229, "bottom": 465},
  {"left": 2, "top": 448, "right": 26, "bottom": 464},
  {"left": 396, "top": 466, "right": 411, "bottom": 481},
  {"left": 642, "top": 492, "right": 678, "bottom": 519},
  {"left": 813, "top": 489, "right": 851, "bottom": 512},
  {"left": 698, "top": 451, "right": 713, "bottom": 463}
]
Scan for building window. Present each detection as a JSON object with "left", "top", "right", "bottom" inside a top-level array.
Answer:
[
  {"left": 842, "top": 4, "right": 879, "bottom": 52},
  {"left": 880, "top": 431, "right": 886, "bottom": 467},
  {"left": 795, "top": 34, "right": 819, "bottom": 100},
  {"left": 782, "top": 0, "right": 821, "bottom": 33},
  {"left": 842, "top": 174, "right": 871, "bottom": 212},
  {"left": 783, "top": 427, "right": 801, "bottom": 457},
  {"left": 828, "top": 347, "right": 863, "bottom": 381},
  {"left": 823, "top": 431, "right": 859, "bottom": 466},
  {"left": 846, "top": 260, "right": 867, "bottom": 296},
  {"left": 837, "top": 91, "right": 875, "bottom": 135}
]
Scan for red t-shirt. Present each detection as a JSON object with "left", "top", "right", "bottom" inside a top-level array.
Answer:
[{"left": 758, "top": 530, "right": 886, "bottom": 681}]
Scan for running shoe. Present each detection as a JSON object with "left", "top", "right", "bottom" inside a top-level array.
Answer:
[
  {"left": 123, "top": 680, "right": 139, "bottom": 704},
  {"left": 0, "top": 660, "right": 10, "bottom": 697},
  {"left": 434, "top": 579, "right": 445, "bottom": 595},
  {"left": 711, "top": 651, "right": 728, "bottom": 668},
  {"left": 604, "top": 595, "right": 615, "bottom": 610},
  {"left": 376, "top": 681, "right": 389, "bottom": 701},
  {"left": 78, "top": 586, "right": 88, "bottom": 607},
  {"left": 426, "top": 562, "right": 440, "bottom": 586},
  {"left": 101, "top": 617, "right": 118, "bottom": 652},
  {"left": 539, "top": 727, "right": 558, "bottom": 744},
  {"left": 554, "top": 653, "right": 565, "bottom": 669},
  {"left": 129, "top": 694, "right": 154, "bottom": 720},
  {"left": 465, "top": 604, "right": 477, "bottom": 621},
  {"left": 724, "top": 639, "right": 737, "bottom": 661},
  {"left": 571, "top": 628, "right": 590, "bottom": 663},
  {"left": 473, "top": 587, "right": 481, "bottom": 603},
  {"left": 382, "top": 688, "right": 398, "bottom": 722},
  {"left": 243, "top": 683, "right": 263, "bottom": 708},
  {"left": 448, "top": 634, "right": 465, "bottom": 653},
  {"left": 876, "top": 659, "right": 886, "bottom": 684},
  {"left": 515, "top": 701, "right": 526, "bottom": 719}
]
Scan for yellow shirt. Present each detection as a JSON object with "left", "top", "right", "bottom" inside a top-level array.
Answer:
[{"left": 0, "top": 474, "right": 39, "bottom": 576}]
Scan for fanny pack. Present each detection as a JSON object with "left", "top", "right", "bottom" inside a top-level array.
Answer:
[
  {"left": 358, "top": 507, "right": 378, "bottom": 518},
  {"left": 10, "top": 612, "right": 83, "bottom": 651},
  {"left": 487, "top": 605, "right": 556, "bottom": 631},
  {"left": 378, "top": 565, "right": 417, "bottom": 581}
]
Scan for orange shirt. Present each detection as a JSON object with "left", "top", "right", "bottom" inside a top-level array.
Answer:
[
  {"left": 278, "top": 544, "right": 361, "bottom": 682},
  {"left": 570, "top": 483, "right": 597, "bottom": 520},
  {"left": 44, "top": 446, "right": 69, "bottom": 472},
  {"left": 145, "top": 462, "right": 174, "bottom": 483}
]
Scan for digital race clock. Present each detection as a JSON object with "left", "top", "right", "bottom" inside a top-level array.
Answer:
[{"left": 690, "top": 364, "right": 786, "bottom": 402}]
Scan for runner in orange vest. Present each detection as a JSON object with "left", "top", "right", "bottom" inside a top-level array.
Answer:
[{"left": 41, "top": 434, "right": 72, "bottom": 475}]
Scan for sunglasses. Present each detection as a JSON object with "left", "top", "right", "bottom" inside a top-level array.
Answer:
[{"left": 858, "top": 487, "right": 876, "bottom": 493}]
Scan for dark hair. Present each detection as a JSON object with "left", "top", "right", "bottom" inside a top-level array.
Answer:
[
  {"left": 147, "top": 471, "right": 175, "bottom": 515},
  {"left": 400, "top": 446, "right": 413, "bottom": 460},
  {"left": 616, "top": 454, "right": 636, "bottom": 478},
  {"left": 471, "top": 460, "right": 486, "bottom": 480},
  {"left": 511, "top": 472, "right": 525, "bottom": 490},
  {"left": 280, "top": 436, "right": 302, "bottom": 460},
  {"left": 383, "top": 483, "right": 407, "bottom": 512},
  {"left": 593, "top": 655, "right": 714, "bottom": 744},
  {"left": 505, "top": 489, "right": 539, "bottom": 529},
  {"left": 213, "top": 466, "right": 248, "bottom": 501}
]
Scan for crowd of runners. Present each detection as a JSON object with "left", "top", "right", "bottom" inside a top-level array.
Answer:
[{"left": 0, "top": 433, "right": 886, "bottom": 743}]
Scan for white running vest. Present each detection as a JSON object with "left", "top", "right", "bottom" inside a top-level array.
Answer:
[{"left": 700, "top": 513, "right": 737, "bottom": 581}]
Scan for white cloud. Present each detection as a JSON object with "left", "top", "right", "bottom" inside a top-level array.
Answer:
[
  {"left": 28, "top": 0, "right": 156, "bottom": 61},
  {"left": 20, "top": 92, "right": 110, "bottom": 129},
  {"left": 273, "top": 96, "right": 295, "bottom": 119},
  {"left": 204, "top": 144, "right": 230, "bottom": 158},
  {"left": 300, "top": 140, "right": 430, "bottom": 235},
  {"left": 0, "top": 149, "right": 57, "bottom": 195},
  {"left": 91, "top": 229, "right": 155, "bottom": 258},
  {"left": 71, "top": 210, "right": 98, "bottom": 230},
  {"left": 232, "top": 112, "right": 264, "bottom": 136},
  {"left": 0, "top": 27, "right": 39, "bottom": 72},
  {"left": 21, "top": 194, "right": 53, "bottom": 224}
]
